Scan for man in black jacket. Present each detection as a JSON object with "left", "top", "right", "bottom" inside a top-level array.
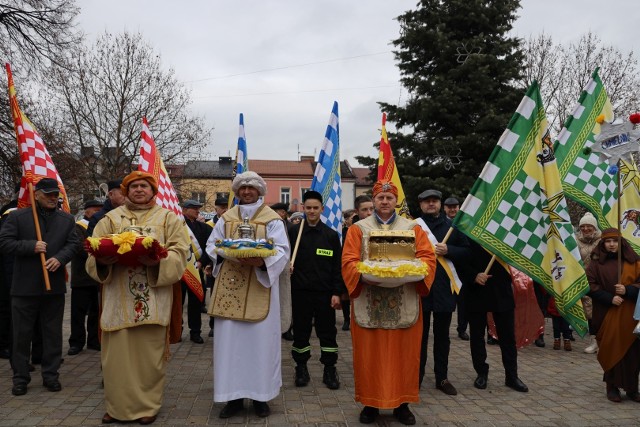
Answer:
[
  {"left": 68, "top": 199, "right": 103, "bottom": 356},
  {"left": 458, "top": 239, "right": 528, "bottom": 393},
  {"left": 181, "top": 199, "right": 212, "bottom": 344},
  {"left": 86, "top": 179, "right": 125, "bottom": 237},
  {"left": 0, "top": 178, "right": 79, "bottom": 396},
  {"left": 289, "top": 190, "right": 344, "bottom": 390},
  {"left": 415, "top": 189, "right": 470, "bottom": 396}
]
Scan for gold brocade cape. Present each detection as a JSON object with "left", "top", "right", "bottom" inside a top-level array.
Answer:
[
  {"left": 208, "top": 204, "right": 281, "bottom": 322},
  {"left": 86, "top": 204, "right": 189, "bottom": 333},
  {"left": 353, "top": 215, "right": 420, "bottom": 329}
]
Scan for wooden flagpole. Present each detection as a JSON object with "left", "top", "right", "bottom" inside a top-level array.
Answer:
[
  {"left": 28, "top": 182, "right": 51, "bottom": 291},
  {"left": 290, "top": 219, "right": 305, "bottom": 268}
]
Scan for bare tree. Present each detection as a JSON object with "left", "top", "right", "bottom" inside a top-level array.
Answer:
[
  {"left": 45, "top": 31, "right": 213, "bottom": 191},
  {"left": 0, "top": 0, "right": 81, "bottom": 203},
  {"left": 522, "top": 31, "right": 640, "bottom": 132},
  {"left": 0, "top": 0, "right": 81, "bottom": 66}
]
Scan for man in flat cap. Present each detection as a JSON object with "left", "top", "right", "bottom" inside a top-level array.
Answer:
[
  {"left": 68, "top": 199, "right": 104, "bottom": 356},
  {"left": 210, "top": 196, "right": 229, "bottom": 226},
  {"left": 288, "top": 190, "right": 344, "bottom": 390},
  {"left": 415, "top": 189, "right": 470, "bottom": 396},
  {"left": 0, "top": 178, "right": 79, "bottom": 396},
  {"left": 181, "top": 199, "right": 211, "bottom": 344},
  {"left": 86, "top": 171, "right": 190, "bottom": 424},
  {"left": 342, "top": 180, "right": 436, "bottom": 425},
  {"left": 206, "top": 171, "right": 289, "bottom": 419},
  {"left": 87, "top": 179, "right": 125, "bottom": 237},
  {"left": 443, "top": 197, "right": 460, "bottom": 220}
]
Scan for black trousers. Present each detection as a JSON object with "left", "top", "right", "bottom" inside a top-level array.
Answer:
[
  {"left": 69, "top": 287, "right": 100, "bottom": 349},
  {"left": 456, "top": 293, "right": 468, "bottom": 334},
  {"left": 419, "top": 310, "right": 452, "bottom": 386},
  {"left": 11, "top": 295, "right": 64, "bottom": 385},
  {"left": 181, "top": 283, "right": 202, "bottom": 335},
  {"left": 0, "top": 287, "right": 10, "bottom": 351},
  {"left": 291, "top": 289, "right": 338, "bottom": 366},
  {"left": 468, "top": 309, "right": 518, "bottom": 380}
]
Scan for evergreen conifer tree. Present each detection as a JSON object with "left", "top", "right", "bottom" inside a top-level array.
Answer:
[{"left": 372, "top": 0, "right": 524, "bottom": 214}]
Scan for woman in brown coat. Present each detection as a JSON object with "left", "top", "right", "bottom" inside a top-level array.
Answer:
[{"left": 586, "top": 228, "right": 640, "bottom": 402}]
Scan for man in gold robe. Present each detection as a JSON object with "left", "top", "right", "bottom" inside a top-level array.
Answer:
[
  {"left": 86, "top": 171, "right": 189, "bottom": 425},
  {"left": 342, "top": 180, "right": 436, "bottom": 425}
]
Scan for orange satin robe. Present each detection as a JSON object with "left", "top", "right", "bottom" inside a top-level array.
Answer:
[{"left": 342, "top": 224, "right": 436, "bottom": 408}]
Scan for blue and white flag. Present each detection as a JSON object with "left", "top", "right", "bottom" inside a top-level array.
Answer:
[
  {"left": 231, "top": 113, "right": 249, "bottom": 206},
  {"left": 311, "top": 101, "right": 342, "bottom": 239}
]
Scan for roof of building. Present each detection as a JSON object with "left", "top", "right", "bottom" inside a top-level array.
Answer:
[
  {"left": 182, "top": 160, "right": 234, "bottom": 178},
  {"left": 352, "top": 167, "right": 374, "bottom": 186}
]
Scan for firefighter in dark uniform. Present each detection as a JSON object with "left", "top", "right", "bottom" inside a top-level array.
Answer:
[{"left": 288, "top": 190, "right": 344, "bottom": 390}]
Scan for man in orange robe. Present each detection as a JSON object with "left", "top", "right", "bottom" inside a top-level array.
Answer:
[{"left": 342, "top": 180, "right": 436, "bottom": 425}]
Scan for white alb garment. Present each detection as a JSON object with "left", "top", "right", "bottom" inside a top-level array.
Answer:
[{"left": 206, "top": 200, "right": 290, "bottom": 402}]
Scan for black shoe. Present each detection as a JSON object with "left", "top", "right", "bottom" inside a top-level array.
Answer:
[
  {"left": 208, "top": 329, "right": 214, "bottom": 337},
  {"left": 137, "top": 415, "right": 156, "bottom": 425},
  {"left": 43, "top": 380, "right": 62, "bottom": 392},
  {"left": 28, "top": 364, "right": 35, "bottom": 372},
  {"left": 393, "top": 403, "right": 416, "bottom": 425},
  {"left": 87, "top": 344, "right": 101, "bottom": 351},
  {"left": 436, "top": 379, "right": 458, "bottom": 395},
  {"left": 67, "top": 346, "right": 82, "bottom": 356},
  {"left": 359, "top": 406, "right": 379, "bottom": 424},
  {"left": 474, "top": 375, "right": 488, "bottom": 389},
  {"left": 219, "top": 399, "right": 244, "bottom": 418},
  {"left": 190, "top": 335, "right": 204, "bottom": 344},
  {"left": 505, "top": 377, "right": 528, "bottom": 392},
  {"left": 323, "top": 366, "right": 340, "bottom": 390},
  {"left": 200, "top": 306, "right": 207, "bottom": 314},
  {"left": 458, "top": 331, "right": 470, "bottom": 340},
  {"left": 11, "top": 384, "right": 27, "bottom": 396},
  {"left": 534, "top": 336, "right": 545, "bottom": 347},
  {"left": 252, "top": 400, "right": 270, "bottom": 417},
  {"left": 0, "top": 348, "right": 10, "bottom": 359},
  {"left": 342, "top": 321, "right": 350, "bottom": 331},
  {"left": 281, "top": 330, "right": 294, "bottom": 341},
  {"left": 295, "top": 364, "right": 310, "bottom": 387},
  {"left": 102, "top": 413, "right": 118, "bottom": 424},
  {"left": 487, "top": 336, "right": 498, "bottom": 345}
]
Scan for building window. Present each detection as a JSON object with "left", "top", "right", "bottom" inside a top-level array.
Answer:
[
  {"left": 280, "top": 187, "right": 291, "bottom": 204},
  {"left": 216, "top": 192, "right": 230, "bottom": 199},
  {"left": 191, "top": 192, "right": 206, "bottom": 203}
]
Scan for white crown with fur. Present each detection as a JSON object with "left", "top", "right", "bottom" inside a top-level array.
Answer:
[{"left": 231, "top": 171, "right": 267, "bottom": 196}]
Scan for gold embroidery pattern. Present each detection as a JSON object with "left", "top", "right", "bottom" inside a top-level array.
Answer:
[
  {"left": 365, "top": 286, "right": 403, "bottom": 327},
  {"left": 128, "top": 269, "right": 151, "bottom": 322}
]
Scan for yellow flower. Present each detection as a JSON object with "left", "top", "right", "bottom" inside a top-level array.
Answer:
[
  {"left": 595, "top": 114, "right": 605, "bottom": 124},
  {"left": 112, "top": 231, "right": 137, "bottom": 254},
  {"left": 87, "top": 237, "right": 101, "bottom": 251},
  {"left": 141, "top": 236, "right": 154, "bottom": 249}
]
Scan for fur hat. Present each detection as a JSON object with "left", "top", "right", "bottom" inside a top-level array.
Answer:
[
  {"left": 231, "top": 171, "right": 266, "bottom": 196},
  {"left": 579, "top": 212, "right": 598, "bottom": 228}
]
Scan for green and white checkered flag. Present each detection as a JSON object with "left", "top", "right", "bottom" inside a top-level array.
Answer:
[
  {"left": 454, "top": 82, "right": 589, "bottom": 336},
  {"left": 555, "top": 68, "right": 640, "bottom": 252}
]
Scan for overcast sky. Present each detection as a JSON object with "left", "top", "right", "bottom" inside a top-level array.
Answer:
[{"left": 77, "top": 0, "right": 637, "bottom": 167}]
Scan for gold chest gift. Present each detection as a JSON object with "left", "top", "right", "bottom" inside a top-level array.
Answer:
[{"left": 364, "top": 230, "right": 416, "bottom": 262}]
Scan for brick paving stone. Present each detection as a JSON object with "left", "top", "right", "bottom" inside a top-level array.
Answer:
[{"left": 3, "top": 296, "right": 640, "bottom": 425}]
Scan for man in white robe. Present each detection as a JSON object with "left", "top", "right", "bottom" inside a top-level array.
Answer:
[{"left": 206, "top": 171, "right": 289, "bottom": 419}]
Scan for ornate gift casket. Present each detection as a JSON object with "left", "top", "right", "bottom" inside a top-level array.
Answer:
[{"left": 357, "top": 229, "right": 428, "bottom": 287}]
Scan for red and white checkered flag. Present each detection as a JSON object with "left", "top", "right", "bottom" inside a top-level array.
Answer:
[
  {"left": 6, "top": 63, "right": 70, "bottom": 212},
  {"left": 139, "top": 118, "right": 182, "bottom": 217},
  {"left": 138, "top": 118, "right": 204, "bottom": 301}
]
